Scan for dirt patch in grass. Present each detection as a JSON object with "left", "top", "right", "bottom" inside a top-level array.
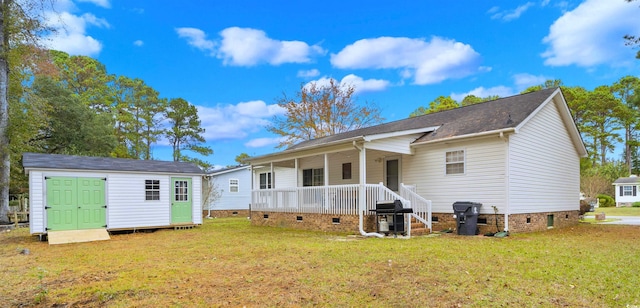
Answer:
[{"left": 1, "top": 218, "right": 639, "bottom": 307}]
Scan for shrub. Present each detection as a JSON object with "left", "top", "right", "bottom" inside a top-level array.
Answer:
[
  {"left": 632, "top": 202, "right": 640, "bottom": 208},
  {"left": 597, "top": 194, "right": 615, "bottom": 208},
  {"left": 579, "top": 200, "right": 591, "bottom": 215}
]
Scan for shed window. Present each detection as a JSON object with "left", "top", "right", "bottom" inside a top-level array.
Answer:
[
  {"left": 259, "top": 172, "right": 272, "bottom": 190},
  {"left": 229, "top": 179, "right": 239, "bottom": 193},
  {"left": 145, "top": 180, "right": 160, "bottom": 201},
  {"left": 445, "top": 150, "right": 465, "bottom": 175}
]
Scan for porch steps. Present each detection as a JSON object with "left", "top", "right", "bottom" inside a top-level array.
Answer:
[{"left": 410, "top": 217, "right": 431, "bottom": 236}]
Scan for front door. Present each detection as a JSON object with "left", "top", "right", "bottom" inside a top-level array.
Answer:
[
  {"left": 46, "top": 177, "right": 106, "bottom": 231},
  {"left": 171, "top": 178, "right": 192, "bottom": 224},
  {"left": 385, "top": 159, "right": 400, "bottom": 191}
]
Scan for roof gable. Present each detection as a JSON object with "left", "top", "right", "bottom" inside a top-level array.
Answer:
[
  {"left": 22, "top": 153, "right": 204, "bottom": 174},
  {"left": 289, "top": 88, "right": 559, "bottom": 149}
]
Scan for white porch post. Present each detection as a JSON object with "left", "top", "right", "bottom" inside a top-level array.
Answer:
[
  {"left": 359, "top": 148, "right": 367, "bottom": 213},
  {"left": 295, "top": 158, "right": 300, "bottom": 211},
  {"left": 270, "top": 162, "right": 274, "bottom": 209},
  {"left": 324, "top": 154, "right": 329, "bottom": 211}
]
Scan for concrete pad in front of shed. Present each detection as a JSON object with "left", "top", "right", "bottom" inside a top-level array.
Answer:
[{"left": 48, "top": 229, "right": 110, "bottom": 245}]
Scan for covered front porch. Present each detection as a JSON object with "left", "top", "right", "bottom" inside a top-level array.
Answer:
[{"left": 249, "top": 142, "right": 432, "bottom": 236}]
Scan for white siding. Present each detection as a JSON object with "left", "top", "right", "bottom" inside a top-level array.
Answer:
[
  {"left": 508, "top": 99, "right": 580, "bottom": 213},
  {"left": 29, "top": 171, "right": 45, "bottom": 234},
  {"left": 28, "top": 170, "right": 202, "bottom": 233},
  {"left": 107, "top": 173, "right": 171, "bottom": 228},
  {"left": 191, "top": 176, "right": 203, "bottom": 224},
  {"left": 207, "top": 169, "right": 251, "bottom": 210},
  {"left": 366, "top": 134, "right": 422, "bottom": 154},
  {"left": 402, "top": 137, "right": 508, "bottom": 214}
]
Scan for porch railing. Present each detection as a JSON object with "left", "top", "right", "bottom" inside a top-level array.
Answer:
[
  {"left": 251, "top": 183, "right": 411, "bottom": 215},
  {"left": 400, "top": 183, "right": 432, "bottom": 231}
]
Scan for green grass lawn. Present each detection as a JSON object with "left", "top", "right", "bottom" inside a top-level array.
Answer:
[
  {"left": 583, "top": 206, "right": 640, "bottom": 216},
  {"left": 1, "top": 218, "right": 640, "bottom": 307}
]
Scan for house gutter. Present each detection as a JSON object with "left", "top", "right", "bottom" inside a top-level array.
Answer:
[
  {"left": 412, "top": 128, "right": 516, "bottom": 146},
  {"left": 353, "top": 141, "right": 384, "bottom": 238},
  {"left": 248, "top": 136, "right": 365, "bottom": 165}
]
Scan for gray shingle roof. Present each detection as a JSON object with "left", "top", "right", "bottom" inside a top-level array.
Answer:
[
  {"left": 613, "top": 176, "right": 640, "bottom": 184},
  {"left": 288, "top": 88, "right": 559, "bottom": 150},
  {"left": 22, "top": 153, "right": 204, "bottom": 174}
]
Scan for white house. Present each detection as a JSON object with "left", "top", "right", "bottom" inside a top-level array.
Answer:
[
  {"left": 248, "top": 88, "right": 587, "bottom": 235},
  {"left": 23, "top": 153, "right": 204, "bottom": 242},
  {"left": 204, "top": 165, "right": 251, "bottom": 217},
  {"left": 612, "top": 175, "right": 640, "bottom": 207}
]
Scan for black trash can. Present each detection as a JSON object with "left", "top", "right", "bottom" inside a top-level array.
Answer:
[{"left": 453, "top": 201, "right": 482, "bottom": 235}]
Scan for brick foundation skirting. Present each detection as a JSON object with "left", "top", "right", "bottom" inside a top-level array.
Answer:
[
  {"left": 250, "top": 211, "right": 377, "bottom": 233},
  {"left": 250, "top": 210, "right": 579, "bottom": 234},
  {"left": 430, "top": 210, "right": 580, "bottom": 234},
  {"left": 202, "top": 210, "right": 250, "bottom": 218}
]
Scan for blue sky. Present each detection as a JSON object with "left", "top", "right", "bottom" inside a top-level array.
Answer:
[{"left": 43, "top": 0, "right": 640, "bottom": 168}]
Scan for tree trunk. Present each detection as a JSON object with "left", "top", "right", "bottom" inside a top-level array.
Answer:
[
  {"left": 0, "top": 0, "right": 12, "bottom": 224},
  {"left": 626, "top": 125, "right": 632, "bottom": 175}
]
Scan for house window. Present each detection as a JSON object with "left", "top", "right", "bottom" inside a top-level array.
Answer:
[
  {"left": 445, "top": 150, "right": 465, "bottom": 175},
  {"left": 342, "top": 163, "right": 352, "bottom": 180},
  {"left": 145, "top": 180, "right": 160, "bottom": 201},
  {"left": 259, "top": 173, "right": 272, "bottom": 189},
  {"left": 229, "top": 179, "right": 239, "bottom": 193},
  {"left": 303, "top": 168, "right": 324, "bottom": 186},
  {"left": 621, "top": 185, "right": 636, "bottom": 196}
]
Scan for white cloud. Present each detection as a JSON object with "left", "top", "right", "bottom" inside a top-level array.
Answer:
[
  {"left": 330, "top": 36, "right": 483, "bottom": 85},
  {"left": 133, "top": 40, "right": 144, "bottom": 47},
  {"left": 196, "top": 100, "right": 286, "bottom": 141},
  {"left": 176, "top": 27, "right": 216, "bottom": 54},
  {"left": 76, "top": 0, "right": 111, "bottom": 8},
  {"left": 43, "top": 11, "right": 109, "bottom": 56},
  {"left": 542, "top": 0, "right": 640, "bottom": 67},
  {"left": 217, "top": 27, "right": 326, "bottom": 66},
  {"left": 450, "top": 86, "right": 515, "bottom": 102},
  {"left": 540, "top": 0, "right": 550, "bottom": 7},
  {"left": 245, "top": 137, "right": 285, "bottom": 148},
  {"left": 490, "top": 2, "right": 534, "bottom": 21},
  {"left": 305, "top": 74, "right": 390, "bottom": 94},
  {"left": 297, "top": 69, "right": 321, "bottom": 78},
  {"left": 513, "top": 73, "right": 548, "bottom": 91},
  {"left": 340, "top": 74, "right": 390, "bottom": 93}
]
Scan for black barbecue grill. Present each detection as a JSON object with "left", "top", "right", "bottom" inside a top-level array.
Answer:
[{"left": 370, "top": 200, "right": 413, "bottom": 237}]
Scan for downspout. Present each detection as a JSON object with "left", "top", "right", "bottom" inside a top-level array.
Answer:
[
  {"left": 205, "top": 175, "right": 212, "bottom": 219},
  {"left": 353, "top": 141, "right": 384, "bottom": 238}
]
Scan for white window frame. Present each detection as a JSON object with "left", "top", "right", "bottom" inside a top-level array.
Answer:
[
  {"left": 623, "top": 185, "right": 634, "bottom": 196},
  {"left": 303, "top": 168, "right": 324, "bottom": 187},
  {"left": 259, "top": 172, "right": 272, "bottom": 190},
  {"left": 229, "top": 178, "right": 239, "bottom": 193},
  {"left": 445, "top": 149, "right": 465, "bottom": 175},
  {"left": 145, "top": 179, "right": 160, "bottom": 201}
]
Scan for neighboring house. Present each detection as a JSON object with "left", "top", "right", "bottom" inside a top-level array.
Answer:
[
  {"left": 204, "top": 165, "right": 251, "bottom": 217},
  {"left": 23, "top": 153, "right": 204, "bottom": 240},
  {"left": 612, "top": 175, "right": 640, "bottom": 207},
  {"left": 248, "top": 88, "right": 587, "bottom": 235}
]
